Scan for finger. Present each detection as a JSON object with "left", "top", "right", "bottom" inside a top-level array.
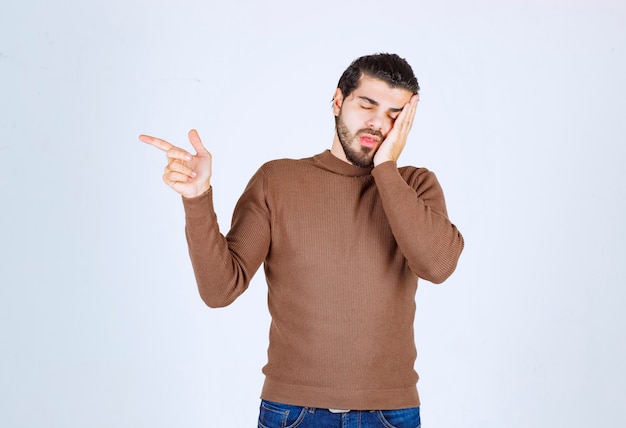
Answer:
[
  {"left": 406, "top": 95, "right": 418, "bottom": 115},
  {"left": 188, "top": 129, "right": 209, "bottom": 155},
  {"left": 164, "top": 170, "right": 194, "bottom": 185},
  {"left": 409, "top": 95, "right": 419, "bottom": 116},
  {"left": 166, "top": 159, "right": 197, "bottom": 177},
  {"left": 139, "top": 134, "right": 175, "bottom": 152},
  {"left": 405, "top": 106, "right": 417, "bottom": 130},
  {"left": 390, "top": 105, "right": 412, "bottom": 135},
  {"left": 165, "top": 146, "right": 194, "bottom": 162},
  {"left": 399, "top": 96, "right": 418, "bottom": 130}
]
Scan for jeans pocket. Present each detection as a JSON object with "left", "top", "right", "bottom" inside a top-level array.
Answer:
[
  {"left": 258, "top": 400, "right": 308, "bottom": 428},
  {"left": 377, "top": 406, "right": 421, "bottom": 428}
]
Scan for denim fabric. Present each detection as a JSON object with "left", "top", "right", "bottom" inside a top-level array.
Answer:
[{"left": 258, "top": 400, "right": 420, "bottom": 428}]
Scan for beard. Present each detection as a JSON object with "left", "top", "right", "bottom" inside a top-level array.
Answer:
[{"left": 335, "top": 112, "right": 384, "bottom": 168}]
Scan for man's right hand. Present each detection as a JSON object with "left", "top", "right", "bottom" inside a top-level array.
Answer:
[{"left": 139, "top": 129, "right": 212, "bottom": 199}]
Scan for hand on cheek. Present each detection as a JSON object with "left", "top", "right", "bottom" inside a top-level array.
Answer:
[{"left": 373, "top": 95, "right": 419, "bottom": 166}]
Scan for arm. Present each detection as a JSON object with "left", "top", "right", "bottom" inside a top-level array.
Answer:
[
  {"left": 183, "top": 170, "right": 270, "bottom": 307},
  {"left": 372, "top": 163, "right": 464, "bottom": 284},
  {"left": 369, "top": 94, "right": 463, "bottom": 282},
  {"left": 140, "top": 130, "right": 269, "bottom": 307}
]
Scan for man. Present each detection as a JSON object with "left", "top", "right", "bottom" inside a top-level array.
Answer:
[{"left": 141, "top": 53, "right": 464, "bottom": 428}]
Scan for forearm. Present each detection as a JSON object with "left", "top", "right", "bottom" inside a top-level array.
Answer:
[
  {"left": 372, "top": 162, "right": 464, "bottom": 283},
  {"left": 183, "top": 185, "right": 268, "bottom": 307}
]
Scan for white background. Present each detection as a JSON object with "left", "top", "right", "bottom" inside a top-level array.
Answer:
[{"left": 1, "top": 0, "right": 625, "bottom": 426}]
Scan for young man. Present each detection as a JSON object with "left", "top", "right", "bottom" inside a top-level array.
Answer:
[{"left": 141, "top": 53, "right": 464, "bottom": 427}]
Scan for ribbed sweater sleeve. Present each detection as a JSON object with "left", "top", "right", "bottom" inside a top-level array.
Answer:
[
  {"left": 182, "top": 169, "right": 270, "bottom": 307},
  {"left": 372, "top": 161, "right": 464, "bottom": 284}
]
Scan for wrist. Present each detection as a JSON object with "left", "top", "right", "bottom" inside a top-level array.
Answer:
[
  {"left": 183, "top": 185, "right": 212, "bottom": 200},
  {"left": 373, "top": 153, "right": 395, "bottom": 167}
]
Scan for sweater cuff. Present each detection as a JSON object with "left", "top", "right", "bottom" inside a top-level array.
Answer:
[
  {"left": 371, "top": 160, "right": 401, "bottom": 184},
  {"left": 182, "top": 187, "right": 214, "bottom": 219}
]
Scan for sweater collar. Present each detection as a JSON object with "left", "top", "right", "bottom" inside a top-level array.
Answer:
[{"left": 313, "top": 150, "right": 374, "bottom": 177}]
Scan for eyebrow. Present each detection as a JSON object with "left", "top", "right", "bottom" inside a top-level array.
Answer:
[{"left": 357, "top": 96, "right": 404, "bottom": 113}]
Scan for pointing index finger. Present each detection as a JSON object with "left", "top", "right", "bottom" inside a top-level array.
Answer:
[{"left": 139, "top": 134, "right": 174, "bottom": 153}]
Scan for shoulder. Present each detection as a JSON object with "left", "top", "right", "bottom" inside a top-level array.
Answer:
[{"left": 258, "top": 155, "right": 317, "bottom": 175}]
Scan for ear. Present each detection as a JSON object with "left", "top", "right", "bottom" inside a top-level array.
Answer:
[{"left": 332, "top": 88, "right": 344, "bottom": 116}]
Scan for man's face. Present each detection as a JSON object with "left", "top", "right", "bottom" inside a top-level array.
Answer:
[{"left": 332, "top": 76, "right": 414, "bottom": 167}]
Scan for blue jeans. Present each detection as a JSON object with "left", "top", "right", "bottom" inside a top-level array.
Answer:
[{"left": 258, "top": 400, "right": 421, "bottom": 428}]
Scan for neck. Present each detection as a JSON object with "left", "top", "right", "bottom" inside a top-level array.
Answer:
[{"left": 330, "top": 132, "right": 350, "bottom": 165}]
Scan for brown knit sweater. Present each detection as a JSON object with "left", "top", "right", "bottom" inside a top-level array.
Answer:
[{"left": 182, "top": 150, "right": 464, "bottom": 410}]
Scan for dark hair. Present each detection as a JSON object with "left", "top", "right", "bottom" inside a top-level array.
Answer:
[{"left": 337, "top": 53, "right": 420, "bottom": 98}]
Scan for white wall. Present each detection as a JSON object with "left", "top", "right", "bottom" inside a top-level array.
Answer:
[{"left": 1, "top": 0, "right": 624, "bottom": 426}]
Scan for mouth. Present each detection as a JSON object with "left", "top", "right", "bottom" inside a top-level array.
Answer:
[{"left": 358, "top": 134, "right": 381, "bottom": 148}]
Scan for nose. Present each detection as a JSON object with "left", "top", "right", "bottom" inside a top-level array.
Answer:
[
  {"left": 367, "top": 115, "right": 384, "bottom": 132},
  {"left": 365, "top": 106, "right": 394, "bottom": 133}
]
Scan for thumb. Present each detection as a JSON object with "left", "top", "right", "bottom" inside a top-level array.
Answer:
[{"left": 188, "top": 129, "right": 209, "bottom": 155}]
